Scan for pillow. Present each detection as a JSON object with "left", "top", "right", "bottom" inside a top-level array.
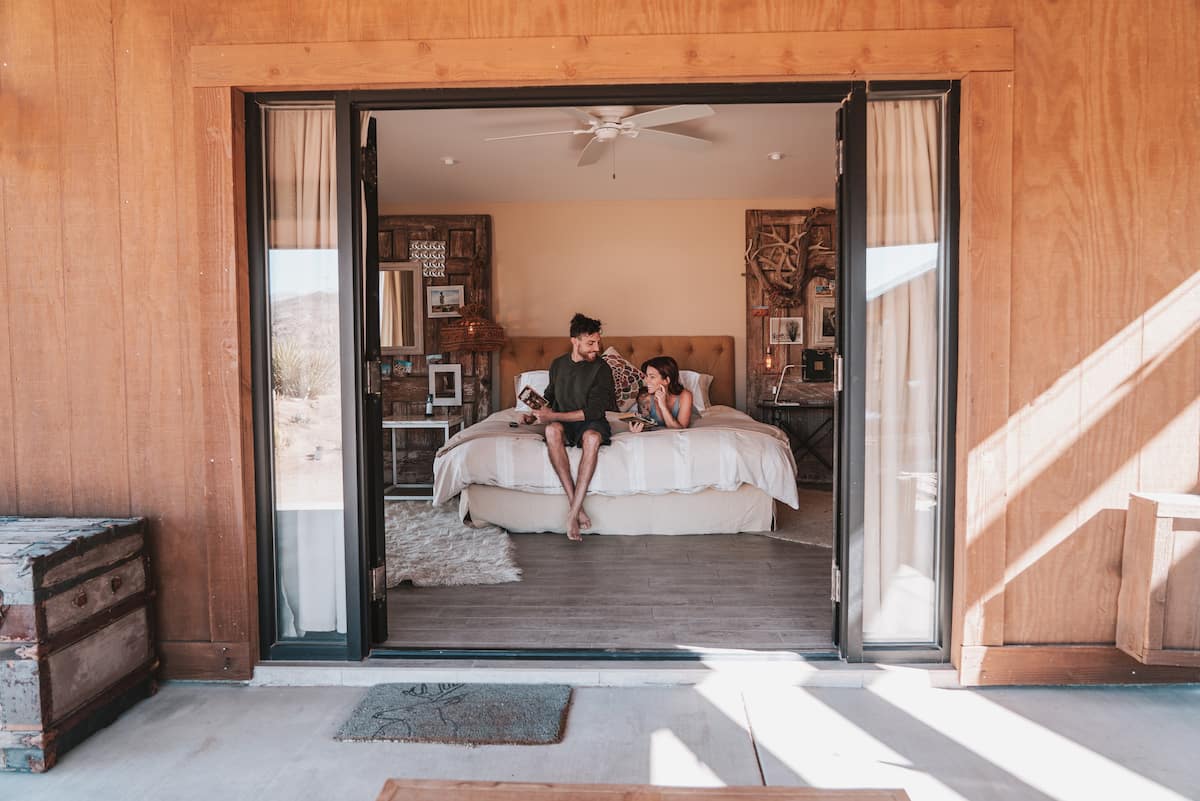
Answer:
[
  {"left": 513, "top": 369, "right": 550, "bottom": 412},
  {"left": 679, "top": 370, "right": 714, "bottom": 412},
  {"left": 601, "top": 347, "right": 646, "bottom": 412}
]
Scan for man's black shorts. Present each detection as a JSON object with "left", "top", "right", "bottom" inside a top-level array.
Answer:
[{"left": 554, "top": 419, "right": 612, "bottom": 447}]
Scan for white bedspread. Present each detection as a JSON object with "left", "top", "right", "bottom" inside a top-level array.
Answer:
[{"left": 432, "top": 406, "right": 799, "bottom": 509}]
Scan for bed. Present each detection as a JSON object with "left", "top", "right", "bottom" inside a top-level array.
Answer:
[{"left": 431, "top": 335, "right": 799, "bottom": 535}]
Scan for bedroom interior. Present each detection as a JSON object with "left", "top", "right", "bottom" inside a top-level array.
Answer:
[{"left": 368, "top": 101, "right": 843, "bottom": 652}]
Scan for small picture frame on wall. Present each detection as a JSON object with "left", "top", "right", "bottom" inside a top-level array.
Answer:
[
  {"left": 811, "top": 277, "right": 834, "bottom": 297},
  {"left": 811, "top": 297, "right": 836, "bottom": 347},
  {"left": 769, "top": 316, "right": 804, "bottom": 345},
  {"left": 426, "top": 284, "right": 464, "bottom": 318},
  {"left": 428, "top": 363, "right": 463, "bottom": 406}
]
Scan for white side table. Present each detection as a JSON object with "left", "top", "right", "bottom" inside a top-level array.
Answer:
[{"left": 383, "top": 414, "right": 465, "bottom": 500}]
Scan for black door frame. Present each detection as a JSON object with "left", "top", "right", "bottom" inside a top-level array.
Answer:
[{"left": 245, "top": 80, "right": 959, "bottom": 664}]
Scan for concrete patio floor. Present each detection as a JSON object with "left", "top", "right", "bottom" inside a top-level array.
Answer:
[{"left": 6, "top": 678, "right": 1199, "bottom": 801}]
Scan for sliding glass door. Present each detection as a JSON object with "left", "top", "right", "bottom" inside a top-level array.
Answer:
[
  {"left": 863, "top": 87, "right": 957, "bottom": 651},
  {"left": 249, "top": 99, "right": 364, "bottom": 659},
  {"left": 837, "top": 83, "right": 957, "bottom": 659}
]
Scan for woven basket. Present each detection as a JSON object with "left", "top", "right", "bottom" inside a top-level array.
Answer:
[{"left": 441, "top": 303, "right": 506, "bottom": 352}]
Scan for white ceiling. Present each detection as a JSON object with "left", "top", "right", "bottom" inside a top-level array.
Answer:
[{"left": 375, "top": 103, "right": 838, "bottom": 205}]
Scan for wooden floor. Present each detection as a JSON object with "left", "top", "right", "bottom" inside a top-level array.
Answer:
[{"left": 385, "top": 533, "right": 834, "bottom": 651}]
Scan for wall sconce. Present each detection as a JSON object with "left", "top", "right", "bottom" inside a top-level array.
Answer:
[{"left": 763, "top": 347, "right": 774, "bottom": 371}]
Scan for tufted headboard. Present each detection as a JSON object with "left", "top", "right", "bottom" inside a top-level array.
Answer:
[{"left": 500, "top": 335, "right": 735, "bottom": 410}]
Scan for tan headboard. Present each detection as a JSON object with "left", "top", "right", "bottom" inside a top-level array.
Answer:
[{"left": 500, "top": 336, "right": 735, "bottom": 409}]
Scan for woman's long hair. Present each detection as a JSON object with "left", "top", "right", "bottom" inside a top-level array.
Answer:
[{"left": 641, "top": 356, "right": 684, "bottom": 395}]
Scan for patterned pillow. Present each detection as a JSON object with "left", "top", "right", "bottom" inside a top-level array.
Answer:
[{"left": 601, "top": 347, "right": 646, "bottom": 412}]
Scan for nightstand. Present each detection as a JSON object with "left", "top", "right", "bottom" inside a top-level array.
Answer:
[
  {"left": 382, "top": 414, "right": 465, "bottom": 500},
  {"left": 758, "top": 387, "right": 835, "bottom": 485}
]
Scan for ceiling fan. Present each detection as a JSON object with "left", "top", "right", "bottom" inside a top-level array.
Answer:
[{"left": 484, "top": 104, "right": 715, "bottom": 167}]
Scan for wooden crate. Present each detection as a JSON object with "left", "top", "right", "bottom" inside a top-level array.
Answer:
[
  {"left": 376, "top": 780, "right": 910, "bottom": 801},
  {"left": 0, "top": 517, "right": 157, "bottom": 772},
  {"left": 1116, "top": 494, "right": 1200, "bottom": 667}
]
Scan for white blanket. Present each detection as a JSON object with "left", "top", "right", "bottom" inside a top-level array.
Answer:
[{"left": 432, "top": 406, "right": 799, "bottom": 509}]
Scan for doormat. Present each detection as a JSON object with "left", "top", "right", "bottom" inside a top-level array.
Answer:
[
  {"left": 335, "top": 683, "right": 572, "bottom": 745},
  {"left": 386, "top": 502, "right": 521, "bottom": 586}
]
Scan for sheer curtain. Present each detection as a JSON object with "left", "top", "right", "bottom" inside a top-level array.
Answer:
[
  {"left": 265, "top": 107, "right": 347, "bottom": 638},
  {"left": 863, "top": 98, "right": 942, "bottom": 642}
]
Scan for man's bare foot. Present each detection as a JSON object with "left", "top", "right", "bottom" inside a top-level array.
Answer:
[
  {"left": 578, "top": 507, "right": 592, "bottom": 530},
  {"left": 566, "top": 514, "right": 583, "bottom": 542}
]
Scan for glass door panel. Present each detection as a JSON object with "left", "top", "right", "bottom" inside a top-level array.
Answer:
[
  {"left": 862, "top": 96, "right": 947, "bottom": 644},
  {"left": 260, "top": 105, "right": 348, "bottom": 642}
]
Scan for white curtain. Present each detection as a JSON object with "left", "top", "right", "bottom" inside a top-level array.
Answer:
[
  {"left": 266, "top": 109, "right": 338, "bottom": 249},
  {"left": 863, "top": 98, "right": 942, "bottom": 642}
]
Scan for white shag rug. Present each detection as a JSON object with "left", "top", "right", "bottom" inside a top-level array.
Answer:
[{"left": 385, "top": 502, "right": 521, "bottom": 587}]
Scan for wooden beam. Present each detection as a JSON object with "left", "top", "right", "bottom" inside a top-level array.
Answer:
[
  {"left": 193, "top": 87, "right": 253, "bottom": 649},
  {"left": 959, "top": 645, "right": 1200, "bottom": 686},
  {"left": 953, "top": 71, "right": 1013, "bottom": 661},
  {"left": 376, "top": 780, "right": 911, "bottom": 801},
  {"left": 190, "top": 28, "right": 1014, "bottom": 88}
]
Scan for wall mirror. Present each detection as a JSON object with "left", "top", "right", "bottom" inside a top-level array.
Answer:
[{"left": 380, "top": 262, "right": 423, "bottom": 354}]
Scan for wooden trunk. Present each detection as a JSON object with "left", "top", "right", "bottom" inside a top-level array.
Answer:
[
  {"left": 1116, "top": 494, "right": 1200, "bottom": 667},
  {"left": 0, "top": 517, "right": 157, "bottom": 772}
]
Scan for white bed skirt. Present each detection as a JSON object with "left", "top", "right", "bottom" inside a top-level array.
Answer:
[{"left": 459, "top": 484, "right": 776, "bottom": 535}]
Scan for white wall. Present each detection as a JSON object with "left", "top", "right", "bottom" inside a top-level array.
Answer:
[{"left": 383, "top": 197, "right": 834, "bottom": 410}]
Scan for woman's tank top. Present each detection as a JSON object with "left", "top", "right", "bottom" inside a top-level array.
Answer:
[{"left": 649, "top": 395, "right": 699, "bottom": 426}]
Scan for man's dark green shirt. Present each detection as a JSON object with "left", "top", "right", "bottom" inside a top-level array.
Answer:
[{"left": 543, "top": 354, "right": 616, "bottom": 422}]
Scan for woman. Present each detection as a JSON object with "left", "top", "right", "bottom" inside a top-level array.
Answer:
[{"left": 631, "top": 356, "right": 696, "bottom": 431}]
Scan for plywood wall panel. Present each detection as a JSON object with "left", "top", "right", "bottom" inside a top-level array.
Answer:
[
  {"left": 348, "top": 0, "right": 411, "bottom": 40},
  {"left": 114, "top": 0, "right": 209, "bottom": 642},
  {"left": 1138, "top": 0, "right": 1200, "bottom": 495},
  {"left": 54, "top": 0, "right": 131, "bottom": 517},
  {"left": 468, "top": 0, "right": 595, "bottom": 38},
  {"left": 2, "top": 0, "right": 73, "bottom": 516},
  {"left": 288, "top": 0, "right": 350, "bottom": 42},
  {"left": 405, "top": 0, "right": 472, "bottom": 40}
]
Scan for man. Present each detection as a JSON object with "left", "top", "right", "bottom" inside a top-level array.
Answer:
[{"left": 524, "top": 313, "right": 615, "bottom": 541}]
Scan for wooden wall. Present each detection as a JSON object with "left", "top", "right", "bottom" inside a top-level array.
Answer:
[{"left": 1, "top": 0, "right": 1196, "bottom": 683}]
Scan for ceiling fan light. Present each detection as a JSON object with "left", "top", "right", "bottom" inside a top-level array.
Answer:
[{"left": 767, "top": 151, "right": 785, "bottom": 161}]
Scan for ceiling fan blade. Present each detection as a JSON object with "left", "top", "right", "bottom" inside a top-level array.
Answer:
[
  {"left": 576, "top": 136, "right": 611, "bottom": 166},
  {"left": 561, "top": 107, "right": 600, "bottom": 124},
  {"left": 632, "top": 127, "right": 712, "bottom": 149},
  {"left": 623, "top": 104, "right": 715, "bottom": 129},
  {"left": 484, "top": 129, "right": 586, "bottom": 142}
]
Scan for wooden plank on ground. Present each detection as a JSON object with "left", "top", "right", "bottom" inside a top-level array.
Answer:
[
  {"left": 954, "top": 70, "right": 1012, "bottom": 657},
  {"left": 54, "top": 0, "right": 130, "bottom": 517},
  {"left": 189, "top": 28, "right": 1015, "bottom": 88},
  {"left": 376, "top": 779, "right": 910, "bottom": 801},
  {"left": 2, "top": 0, "right": 72, "bottom": 515},
  {"left": 114, "top": 0, "right": 208, "bottom": 642}
]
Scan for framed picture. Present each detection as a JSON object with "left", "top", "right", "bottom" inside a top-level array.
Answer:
[
  {"left": 428, "top": 363, "right": 462, "bottom": 406},
  {"left": 769, "top": 316, "right": 804, "bottom": 345},
  {"left": 811, "top": 277, "right": 834, "bottom": 297},
  {"left": 811, "top": 297, "right": 836, "bottom": 348},
  {"left": 426, "top": 284, "right": 464, "bottom": 318}
]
